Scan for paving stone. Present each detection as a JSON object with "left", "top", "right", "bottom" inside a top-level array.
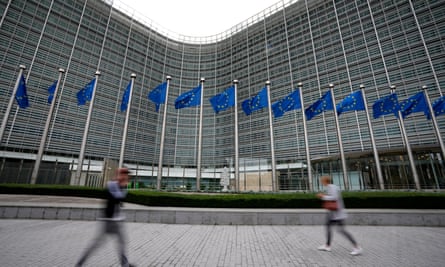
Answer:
[
  {"left": 3, "top": 220, "right": 441, "bottom": 267},
  {"left": 1, "top": 194, "right": 445, "bottom": 266}
]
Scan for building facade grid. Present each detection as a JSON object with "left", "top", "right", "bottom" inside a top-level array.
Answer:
[{"left": 0, "top": 0, "right": 444, "bottom": 190}]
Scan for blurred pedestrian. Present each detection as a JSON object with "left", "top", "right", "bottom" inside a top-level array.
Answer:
[
  {"left": 316, "top": 175, "right": 362, "bottom": 256},
  {"left": 76, "top": 168, "right": 135, "bottom": 266}
]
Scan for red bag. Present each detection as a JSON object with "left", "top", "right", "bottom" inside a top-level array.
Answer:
[{"left": 323, "top": 200, "right": 338, "bottom": 211}]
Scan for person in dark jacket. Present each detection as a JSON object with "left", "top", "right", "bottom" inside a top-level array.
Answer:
[{"left": 76, "top": 168, "right": 134, "bottom": 267}]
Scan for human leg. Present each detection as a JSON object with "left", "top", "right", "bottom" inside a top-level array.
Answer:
[
  {"left": 318, "top": 213, "right": 334, "bottom": 251},
  {"left": 326, "top": 213, "right": 336, "bottom": 246},
  {"left": 336, "top": 220, "right": 362, "bottom": 255},
  {"left": 76, "top": 222, "right": 107, "bottom": 266},
  {"left": 111, "top": 221, "right": 130, "bottom": 266},
  {"left": 336, "top": 220, "right": 357, "bottom": 246}
]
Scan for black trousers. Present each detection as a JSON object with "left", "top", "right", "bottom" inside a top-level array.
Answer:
[{"left": 325, "top": 212, "right": 357, "bottom": 247}]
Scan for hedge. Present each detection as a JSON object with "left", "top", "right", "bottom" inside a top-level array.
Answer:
[{"left": 1, "top": 184, "right": 444, "bottom": 209}]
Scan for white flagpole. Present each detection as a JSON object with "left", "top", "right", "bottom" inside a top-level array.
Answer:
[
  {"left": 265, "top": 81, "right": 277, "bottom": 191},
  {"left": 31, "top": 68, "right": 65, "bottom": 184},
  {"left": 0, "top": 65, "right": 26, "bottom": 143},
  {"left": 157, "top": 76, "right": 171, "bottom": 190},
  {"left": 233, "top": 80, "right": 240, "bottom": 192},
  {"left": 298, "top": 82, "right": 313, "bottom": 191},
  {"left": 360, "top": 84, "right": 384, "bottom": 189},
  {"left": 74, "top": 71, "right": 101, "bottom": 185},
  {"left": 119, "top": 73, "right": 137, "bottom": 168},
  {"left": 196, "top": 78, "right": 205, "bottom": 191},
  {"left": 329, "top": 84, "right": 349, "bottom": 190},
  {"left": 391, "top": 85, "right": 420, "bottom": 189},
  {"left": 422, "top": 85, "right": 445, "bottom": 164}
]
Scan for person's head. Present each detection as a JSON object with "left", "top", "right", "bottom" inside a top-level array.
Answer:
[
  {"left": 115, "top": 168, "right": 130, "bottom": 186},
  {"left": 320, "top": 175, "right": 332, "bottom": 186}
]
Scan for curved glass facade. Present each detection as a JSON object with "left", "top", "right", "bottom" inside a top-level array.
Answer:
[{"left": 0, "top": 0, "right": 444, "bottom": 190}]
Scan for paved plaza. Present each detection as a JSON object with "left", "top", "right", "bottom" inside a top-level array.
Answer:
[{"left": 0, "top": 219, "right": 444, "bottom": 267}]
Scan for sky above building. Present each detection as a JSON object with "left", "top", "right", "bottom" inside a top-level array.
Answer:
[{"left": 122, "top": 0, "right": 282, "bottom": 36}]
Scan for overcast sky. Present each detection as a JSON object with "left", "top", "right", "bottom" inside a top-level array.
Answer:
[{"left": 122, "top": 0, "right": 282, "bottom": 36}]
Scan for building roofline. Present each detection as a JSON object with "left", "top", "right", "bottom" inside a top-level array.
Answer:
[{"left": 109, "top": 0, "right": 298, "bottom": 44}]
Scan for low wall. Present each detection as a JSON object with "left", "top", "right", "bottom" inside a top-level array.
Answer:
[{"left": 1, "top": 205, "right": 444, "bottom": 226}]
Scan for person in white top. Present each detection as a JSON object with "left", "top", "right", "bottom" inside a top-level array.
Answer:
[{"left": 316, "top": 175, "right": 362, "bottom": 256}]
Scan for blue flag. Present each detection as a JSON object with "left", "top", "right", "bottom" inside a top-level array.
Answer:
[
  {"left": 242, "top": 87, "right": 268, "bottom": 116},
  {"left": 305, "top": 90, "right": 333, "bottom": 121},
  {"left": 271, "top": 89, "right": 301, "bottom": 118},
  {"left": 15, "top": 74, "right": 29, "bottom": 108},
  {"left": 148, "top": 82, "right": 167, "bottom": 112},
  {"left": 120, "top": 81, "right": 132, "bottom": 112},
  {"left": 47, "top": 80, "right": 57, "bottom": 104},
  {"left": 427, "top": 95, "right": 445, "bottom": 119},
  {"left": 399, "top": 92, "right": 428, "bottom": 119},
  {"left": 372, "top": 93, "right": 399, "bottom": 119},
  {"left": 336, "top": 90, "right": 365, "bottom": 116},
  {"left": 175, "top": 84, "right": 202, "bottom": 109},
  {"left": 209, "top": 85, "right": 235, "bottom": 113},
  {"left": 77, "top": 78, "right": 96, "bottom": 105}
]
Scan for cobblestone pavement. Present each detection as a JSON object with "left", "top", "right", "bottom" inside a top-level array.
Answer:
[{"left": 0, "top": 219, "right": 444, "bottom": 267}]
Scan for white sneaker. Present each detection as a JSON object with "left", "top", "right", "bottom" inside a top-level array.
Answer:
[
  {"left": 350, "top": 247, "right": 363, "bottom": 256},
  {"left": 317, "top": 245, "right": 331, "bottom": 252}
]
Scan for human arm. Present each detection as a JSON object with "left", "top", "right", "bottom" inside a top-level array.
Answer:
[{"left": 107, "top": 181, "right": 127, "bottom": 200}]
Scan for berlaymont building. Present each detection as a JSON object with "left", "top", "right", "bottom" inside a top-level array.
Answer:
[{"left": 0, "top": 0, "right": 444, "bottom": 192}]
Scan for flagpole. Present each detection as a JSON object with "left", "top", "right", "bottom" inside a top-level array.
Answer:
[
  {"left": 31, "top": 68, "right": 65, "bottom": 184},
  {"left": 0, "top": 65, "right": 26, "bottom": 143},
  {"left": 233, "top": 79, "right": 240, "bottom": 192},
  {"left": 298, "top": 83, "right": 313, "bottom": 191},
  {"left": 423, "top": 85, "right": 445, "bottom": 164},
  {"left": 360, "top": 84, "right": 384, "bottom": 189},
  {"left": 119, "top": 73, "right": 137, "bottom": 168},
  {"left": 391, "top": 85, "right": 420, "bottom": 190},
  {"left": 74, "top": 71, "right": 100, "bottom": 185},
  {"left": 157, "top": 76, "right": 171, "bottom": 190},
  {"left": 329, "top": 84, "right": 349, "bottom": 190},
  {"left": 265, "top": 81, "right": 277, "bottom": 191},
  {"left": 196, "top": 78, "right": 205, "bottom": 191}
]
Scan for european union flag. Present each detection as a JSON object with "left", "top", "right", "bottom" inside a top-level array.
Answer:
[
  {"left": 399, "top": 92, "right": 428, "bottom": 119},
  {"left": 77, "top": 78, "right": 96, "bottom": 105},
  {"left": 47, "top": 80, "right": 57, "bottom": 104},
  {"left": 15, "top": 74, "right": 29, "bottom": 108},
  {"left": 120, "top": 81, "right": 132, "bottom": 112},
  {"left": 175, "top": 84, "right": 201, "bottom": 109},
  {"left": 305, "top": 90, "right": 333, "bottom": 121},
  {"left": 209, "top": 85, "right": 235, "bottom": 113},
  {"left": 148, "top": 82, "right": 167, "bottom": 112},
  {"left": 372, "top": 93, "right": 399, "bottom": 119},
  {"left": 427, "top": 95, "right": 445, "bottom": 119},
  {"left": 271, "top": 89, "right": 301, "bottom": 118},
  {"left": 336, "top": 90, "right": 365, "bottom": 116},
  {"left": 242, "top": 87, "right": 268, "bottom": 116}
]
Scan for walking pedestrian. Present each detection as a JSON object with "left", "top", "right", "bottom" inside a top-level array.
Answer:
[
  {"left": 76, "top": 168, "right": 135, "bottom": 266},
  {"left": 316, "top": 175, "right": 362, "bottom": 256}
]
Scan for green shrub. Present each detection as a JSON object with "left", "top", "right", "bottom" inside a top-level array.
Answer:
[
  {"left": 1, "top": 184, "right": 444, "bottom": 209},
  {"left": 0, "top": 183, "right": 106, "bottom": 199}
]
